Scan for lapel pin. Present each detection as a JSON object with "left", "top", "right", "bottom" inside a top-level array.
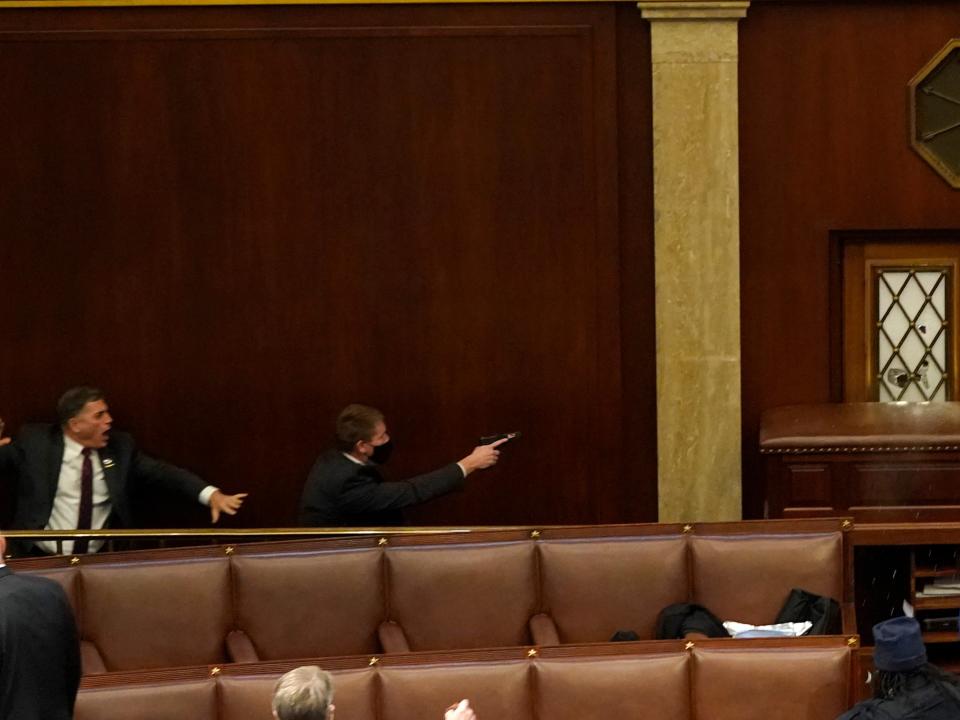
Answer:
[{"left": 102, "top": 458, "right": 115, "bottom": 469}]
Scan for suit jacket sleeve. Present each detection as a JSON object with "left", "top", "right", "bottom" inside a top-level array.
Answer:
[
  {"left": 55, "top": 585, "right": 82, "bottom": 714},
  {"left": 338, "top": 464, "right": 466, "bottom": 518},
  {"left": 0, "top": 442, "right": 18, "bottom": 504},
  {"left": 0, "top": 572, "right": 81, "bottom": 720},
  {"left": 0, "top": 440, "right": 19, "bottom": 475},
  {"left": 131, "top": 450, "right": 207, "bottom": 502}
]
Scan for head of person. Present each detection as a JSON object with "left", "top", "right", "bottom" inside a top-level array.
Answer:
[
  {"left": 272, "top": 666, "right": 335, "bottom": 720},
  {"left": 335, "top": 404, "right": 392, "bottom": 464},
  {"left": 870, "top": 616, "right": 959, "bottom": 698},
  {"left": 58, "top": 386, "right": 112, "bottom": 449}
]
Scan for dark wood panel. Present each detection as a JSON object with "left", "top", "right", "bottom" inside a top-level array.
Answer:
[
  {"left": 0, "top": 3, "right": 651, "bottom": 528},
  {"left": 847, "top": 507, "right": 960, "bottom": 523},
  {"left": 615, "top": 4, "right": 657, "bottom": 522},
  {"left": 739, "top": 0, "right": 960, "bottom": 518},
  {"left": 853, "top": 464, "right": 960, "bottom": 505},
  {"left": 782, "top": 508, "right": 839, "bottom": 518},
  {"left": 768, "top": 451, "right": 960, "bottom": 522},
  {"left": 786, "top": 464, "right": 831, "bottom": 505}
]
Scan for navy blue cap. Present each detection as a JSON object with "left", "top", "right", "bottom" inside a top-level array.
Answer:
[{"left": 872, "top": 616, "right": 927, "bottom": 673}]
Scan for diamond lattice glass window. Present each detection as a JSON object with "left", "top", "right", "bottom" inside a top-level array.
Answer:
[{"left": 876, "top": 268, "right": 951, "bottom": 401}]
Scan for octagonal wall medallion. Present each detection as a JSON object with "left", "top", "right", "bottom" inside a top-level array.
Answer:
[{"left": 910, "top": 39, "right": 960, "bottom": 189}]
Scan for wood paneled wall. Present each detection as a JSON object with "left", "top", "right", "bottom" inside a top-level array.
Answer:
[
  {"left": 738, "top": 0, "right": 960, "bottom": 517},
  {"left": 0, "top": 4, "right": 657, "bottom": 528},
  {"left": 14, "top": 0, "right": 951, "bottom": 527}
]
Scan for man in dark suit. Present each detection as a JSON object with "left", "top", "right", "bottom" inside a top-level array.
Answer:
[
  {"left": 0, "top": 532, "right": 81, "bottom": 720},
  {"left": 299, "top": 404, "right": 506, "bottom": 526},
  {"left": 0, "top": 386, "right": 248, "bottom": 555}
]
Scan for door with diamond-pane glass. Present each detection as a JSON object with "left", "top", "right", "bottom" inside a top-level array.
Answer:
[
  {"left": 875, "top": 267, "right": 950, "bottom": 401},
  {"left": 840, "top": 235, "right": 960, "bottom": 402}
]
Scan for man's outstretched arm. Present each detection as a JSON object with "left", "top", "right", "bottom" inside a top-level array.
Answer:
[
  {"left": 0, "top": 418, "right": 16, "bottom": 472},
  {"left": 337, "top": 439, "right": 508, "bottom": 517},
  {"left": 134, "top": 451, "right": 248, "bottom": 524}
]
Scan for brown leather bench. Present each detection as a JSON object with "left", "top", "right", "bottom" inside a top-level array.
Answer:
[
  {"left": 693, "top": 644, "right": 852, "bottom": 719},
  {"left": 219, "top": 669, "right": 377, "bottom": 720},
  {"left": 81, "top": 557, "right": 233, "bottom": 672},
  {"left": 12, "top": 519, "right": 852, "bottom": 673},
  {"left": 381, "top": 537, "right": 539, "bottom": 651},
  {"left": 228, "top": 546, "right": 384, "bottom": 661},
  {"left": 530, "top": 521, "right": 847, "bottom": 645},
  {"left": 688, "top": 528, "right": 844, "bottom": 626},
  {"left": 533, "top": 531, "right": 689, "bottom": 644},
  {"left": 75, "top": 637, "right": 859, "bottom": 720},
  {"left": 76, "top": 679, "right": 218, "bottom": 720}
]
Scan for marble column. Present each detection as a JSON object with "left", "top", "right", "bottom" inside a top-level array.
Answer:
[{"left": 637, "top": 0, "right": 749, "bottom": 522}]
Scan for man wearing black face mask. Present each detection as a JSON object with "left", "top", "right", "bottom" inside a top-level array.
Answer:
[{"left": 299, "top": 404, "right": 505, "bottom": 526}]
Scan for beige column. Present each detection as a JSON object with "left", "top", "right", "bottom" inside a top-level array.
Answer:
[{"left": 638, "top": 0, "right": 749, "bottom": 522}]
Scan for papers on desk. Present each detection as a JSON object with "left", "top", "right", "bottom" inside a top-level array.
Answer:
[
  {"left": 916, "top": 575, "right": 960, "bottom": 598},
  {"left": 916, "top": 586, "right": 960, "bottom": 597},
  {"left": 722, "top": 621, "right": 813, "bottom": 638}
]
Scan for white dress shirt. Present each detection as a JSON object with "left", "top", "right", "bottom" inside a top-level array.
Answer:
[
  {"left": 38, "top": 434, "right": 218, "bottom": 555},
  {"left": 38, "top": 435, "right": 111, "bottom": 555}
]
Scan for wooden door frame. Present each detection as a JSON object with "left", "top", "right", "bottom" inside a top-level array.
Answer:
[{"left": 829, "top": 228, "right": 960, "bottom": 402}]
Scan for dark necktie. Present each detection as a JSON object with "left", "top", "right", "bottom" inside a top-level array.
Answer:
[{"left": 74, "top": 447, "right": 93, "bottom": 554}]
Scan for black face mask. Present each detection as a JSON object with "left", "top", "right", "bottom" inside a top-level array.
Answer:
[{"left": 370, "top": 439, "right": 394, "bottom": 465}]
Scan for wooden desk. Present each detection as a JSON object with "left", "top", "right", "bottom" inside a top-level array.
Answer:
[
  {"left": 761, "top": 402, "right": 960, "bottom": 523},
  {"left": 850, "top": 523, "right": 960, "bottom": 696}
]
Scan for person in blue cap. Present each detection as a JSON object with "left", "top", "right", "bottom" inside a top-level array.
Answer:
[{"left": 837, "top": 616, "right": 960, "bottom": 719}]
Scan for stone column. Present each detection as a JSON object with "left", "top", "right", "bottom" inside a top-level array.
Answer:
[{"left": 637, "top": 0, "right": 749, "bottom": 522}]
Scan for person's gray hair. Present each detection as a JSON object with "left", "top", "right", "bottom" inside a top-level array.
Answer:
[{"left": 272, "top": 666, "right": 335, "bottom": 720}]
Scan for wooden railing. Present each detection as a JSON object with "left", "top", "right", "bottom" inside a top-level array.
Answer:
[{"left": 1, "top": 526, "right": 506, "bottom": 557}]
